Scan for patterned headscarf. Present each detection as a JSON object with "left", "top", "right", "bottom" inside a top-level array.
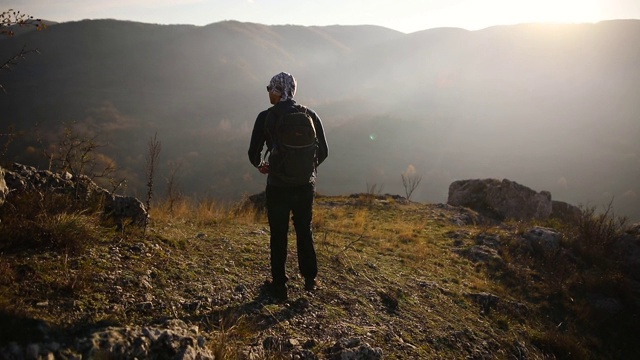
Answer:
[{"left": 268, "top": 72, "right": 297, "bottom": 101}]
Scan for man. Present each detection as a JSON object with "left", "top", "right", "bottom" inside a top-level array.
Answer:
[{"left": 248, "top": 72, "right": 329, "bottom": 301}]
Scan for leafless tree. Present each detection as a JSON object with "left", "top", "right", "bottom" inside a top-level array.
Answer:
[
  {"left": 55, "top": 125, "right": 114, "bottom": 179},
  {"left": 35, "top": 123, "right": 116, "bottom": 184},
  {"left": 401, "top": 165, "right": 422, "bottom": 201},
  {"left": 145, "top": 132, "right": 161, "bottom": 229},
  {"left": 165, "top": 160, "right": 183, "bottom": 214}
]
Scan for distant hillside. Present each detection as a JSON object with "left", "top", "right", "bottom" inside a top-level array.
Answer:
[{"left": 1, "top": 19, "right": 638, "bottom": 220}]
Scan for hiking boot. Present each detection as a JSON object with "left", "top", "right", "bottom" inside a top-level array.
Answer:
[
  {"left": 270, "top": 282, "right": 288, "bottom": 301},
  {"left": 304, "top": 278, "right": 317, "bottom": 291}
]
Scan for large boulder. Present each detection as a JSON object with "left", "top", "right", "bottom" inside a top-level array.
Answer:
[{"left": 448, "top": 179, "right": 552, "bottom": 221}]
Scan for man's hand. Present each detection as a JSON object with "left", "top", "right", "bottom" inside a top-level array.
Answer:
[{"left": 258, "top": 163, "right": 270, "bottom": 174}]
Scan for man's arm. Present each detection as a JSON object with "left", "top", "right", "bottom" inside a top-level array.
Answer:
[
  {"left": 311, "top": 111, "right": 329, "bottom": 166},
  {"left": 248, "top": 110, "right": 270, "bottom": 167}
]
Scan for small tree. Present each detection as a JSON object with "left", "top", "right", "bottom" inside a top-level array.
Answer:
[
  {"left": 165, "top": 160, "right": 183, "bottom": 214},
  {"left": 401, "top": 164, "right": 422, "bottom": 201},
  {"left": 53, "top": 124, "right": 115, "bottom": 178},
  {"left": 36, "top": 123, "right": 116, "bottom": 189},
  {"left": 145, "top": 132, "right": 161, "bottom": 223}
]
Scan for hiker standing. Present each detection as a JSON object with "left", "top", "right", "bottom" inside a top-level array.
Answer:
[{"left": 247, "top": 72, "right": 329, "bottom": 300}]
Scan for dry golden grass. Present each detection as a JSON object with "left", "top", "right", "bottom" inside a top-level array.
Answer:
[{"left": 150, "top": 196, "right": 266, "bottom": 227}]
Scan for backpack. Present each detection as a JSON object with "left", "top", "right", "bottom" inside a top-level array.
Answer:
[{"left": 265, "top": 105, "right": 318, "bottom": 184}]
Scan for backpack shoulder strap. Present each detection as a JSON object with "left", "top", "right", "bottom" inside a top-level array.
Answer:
[{"left": 264, "top": 106, "right": 280, "bottom": 142}]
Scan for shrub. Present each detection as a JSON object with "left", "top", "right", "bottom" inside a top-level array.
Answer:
[{"left": 567, "top": 204, "right": 627, "bottom": 269}]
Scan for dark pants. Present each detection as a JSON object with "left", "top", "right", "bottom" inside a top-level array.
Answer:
[{"left": 266, "top": 183, "right": 318, "bottom": 286}]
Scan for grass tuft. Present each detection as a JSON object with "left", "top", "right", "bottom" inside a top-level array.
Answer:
[{"left": 0, "top": 191, "right": 101, "bottom": 254}]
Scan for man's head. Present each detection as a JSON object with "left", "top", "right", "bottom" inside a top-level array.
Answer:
[{"left": 267, "top": 72, "right": 296, "bottom": 104}]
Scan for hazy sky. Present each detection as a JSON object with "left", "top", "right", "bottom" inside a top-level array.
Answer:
[{"left": 4, "top": 0, "right": 640, "bottom": 33}]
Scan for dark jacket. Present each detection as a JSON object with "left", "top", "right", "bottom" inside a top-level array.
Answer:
[{"left": 248, "top": 99, "right": 328, "bottom": 186}]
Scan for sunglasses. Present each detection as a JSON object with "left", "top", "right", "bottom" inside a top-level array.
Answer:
[{"left": 267, "top": 85, "right": 283, "bottom": 93}]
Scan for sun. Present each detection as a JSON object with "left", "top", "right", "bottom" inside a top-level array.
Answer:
[{"left": 524, "top": 0, "right": 601, "bottom": 24}]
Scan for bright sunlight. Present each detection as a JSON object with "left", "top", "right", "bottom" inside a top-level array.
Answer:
[{"left": 524, "top": 0, "right": 601, "bottom": 23}]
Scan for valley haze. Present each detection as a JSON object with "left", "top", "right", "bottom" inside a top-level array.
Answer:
[{"left": 1, "top": 18, "right": 639, "bottom": 221}]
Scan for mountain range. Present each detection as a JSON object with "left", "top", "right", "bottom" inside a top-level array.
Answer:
[{"left": 1, "top": 19, "right": 639, "bottom": 220}]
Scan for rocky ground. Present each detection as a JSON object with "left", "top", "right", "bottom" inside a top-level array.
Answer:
[{"left": 0, "top": 194, "right": 637, "bottom": 359}]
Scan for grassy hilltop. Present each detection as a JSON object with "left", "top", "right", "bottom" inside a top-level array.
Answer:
[{"left": 0, "top": 191, "right": 638, "bottom": 359}]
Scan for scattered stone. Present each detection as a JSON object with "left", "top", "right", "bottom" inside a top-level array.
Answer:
[
  {"left": 466, "top": 292, "right": 501, "bottom": 314},
  {"left": 235, "top": 284, "right": 248, "bottom": 293},
  {"left": 239, "top": 345, "right": 265, "bottom": 360},
  {"left": 476, "top": 233, "right": 501, "bottom": 248},
  {"left": 292, "top": 348, "right": 318, "bottom": 360},
  {"left": 454, "top": 245, "right": 503, "bottom": 264},
  {"left": 285, "top": 338, "right": 299, "bottom": 347},
  {"left": 326, "top": 338, "right": 383, "bottom": 360},
  {"left": 521, "top": 226, "right": 562, "bottom": 253}
]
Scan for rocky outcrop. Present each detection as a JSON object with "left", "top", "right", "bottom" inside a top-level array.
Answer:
[
  {"left": 550, "top": 200, "right": 582, "bottom": 224},
  {"left": 448, "top": 179, "right": 552, "bottom": 221},
  {"left": 1, "top": 163, "right": 148, "bottom": 229}
]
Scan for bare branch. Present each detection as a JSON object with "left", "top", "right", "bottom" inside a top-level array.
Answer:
[{"left": 1, "top": 10, "right": 45, "bottom": 92}]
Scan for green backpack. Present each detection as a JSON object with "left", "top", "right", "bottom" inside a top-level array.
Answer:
[{"left": 265, "top": 106, "right": 318, "bottom": 184}]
